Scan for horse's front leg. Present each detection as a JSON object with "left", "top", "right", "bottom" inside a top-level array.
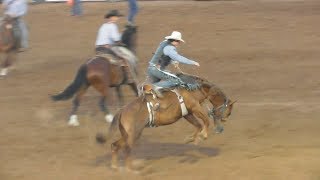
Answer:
[
  {"left": 191, "top": 104, "right": 211, "bottom": 140},
  {"left": 184, "top": 114, "right": 204, "bottom": 145},
  {"left": 99, "top": 96, "right": 114, "bottom": 123},
  {"left": 68, "top": 87, "right": 87, "bottom": 126},
  {"left": 0, "top": 51, "right": 17, "bottom": 77}
]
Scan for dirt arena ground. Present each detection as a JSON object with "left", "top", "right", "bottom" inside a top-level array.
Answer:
[{"left": 1, "top": 0, "right": 320, "bottom": 179}]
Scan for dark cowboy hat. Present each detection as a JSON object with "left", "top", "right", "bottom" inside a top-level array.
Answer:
[{"left": 105, "top": 10, "right": 124, "bottom": 19}]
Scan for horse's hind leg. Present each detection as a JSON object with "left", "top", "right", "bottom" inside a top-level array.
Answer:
[
  {"left": 184, "top": 114, "right": 203, "bottom": 145},
  {"left": 111, "top": 137, "right": 127, "bottom": 170},
  {"left": 68, "top": 86, "right": 88, "bottom": 126},
  {"left": 110, "top": 118, "right": 131, "bottom": 170},
  {"left": 111, "top": 116, "right": 140, "bottom": 171},
  {"left": 115, "top": 86, "right": 124, "bottom": 106}
]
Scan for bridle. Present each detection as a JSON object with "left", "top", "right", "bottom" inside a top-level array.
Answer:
[{"left": 208, "top": 98, "right": 229, "bottom": 121}]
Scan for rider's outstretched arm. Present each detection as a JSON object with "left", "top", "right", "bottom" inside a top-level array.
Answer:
[{"left": 163, "top": 46, "right": 199, "bottom": 65}]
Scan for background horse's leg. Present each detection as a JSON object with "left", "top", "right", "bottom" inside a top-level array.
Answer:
[
  {"left": 98, "top": 96, "right": 113, "bottom": 123},
  {"left": 0, "top": 51, "right": 17, "bottom": 77},
  {"left": 184, "top": 114, "right": 204, "bottom": 145},
  {"left": 115, "top": 86, "right": 124, "bottom": 106},
  {"left": 128, "top": 82, "right": 139, "bottom": 97},
  {"left": 68, "top": 86, "right": 88, "bottom": 126},
  {"left": 91, "top": 77, "right": 114, "bottom": 123}
]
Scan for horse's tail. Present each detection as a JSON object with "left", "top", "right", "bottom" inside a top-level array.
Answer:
[
  {"left": 96, "top": 112, "right": 121, "bottom": 144},
  {"left": 51, "top": 64, "right": 88, "bottom": 101}
]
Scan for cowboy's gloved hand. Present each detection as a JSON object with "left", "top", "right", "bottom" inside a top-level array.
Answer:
[
  {"left": 173, "top": 61, "right": 179, "bottom": 68},
  {"left": 194, "top": 62, "right": 200, "bottom": 67}
]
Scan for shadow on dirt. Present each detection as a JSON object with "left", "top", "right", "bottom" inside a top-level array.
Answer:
[{"left": 94, "top": 140, "right": 220, "bottom": 167}]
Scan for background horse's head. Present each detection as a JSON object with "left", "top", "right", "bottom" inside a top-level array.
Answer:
[{"left": 121, "top": 25, "right": 137, "bottom": 53}]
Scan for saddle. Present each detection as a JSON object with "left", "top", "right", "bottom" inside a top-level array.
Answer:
[
  {"left": 95, "top": 49, "right": 137, "bottom": 84},
  {"left": 95, "top": 53, "right": 123, "bottom": 66}
]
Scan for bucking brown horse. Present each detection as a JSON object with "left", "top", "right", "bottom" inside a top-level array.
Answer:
[
  {"left": 96, "top": 73, "right": 235, "bottom": 171},
  {"left": 51, "top": 25, "right": 139, "bottom": 126}
]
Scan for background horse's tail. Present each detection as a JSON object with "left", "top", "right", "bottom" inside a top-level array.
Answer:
[
  {"left": 96, "top": 112, "right": 121, "bottom": 144},
  {"left": 51, "top": 65, "right": 88, "bottom": 101}
]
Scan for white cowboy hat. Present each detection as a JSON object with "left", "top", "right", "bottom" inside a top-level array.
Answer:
[{"left": 165, "top": 31, "right": 185, "bottom": 43}]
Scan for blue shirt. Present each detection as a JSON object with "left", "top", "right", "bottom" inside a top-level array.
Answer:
[
  {"left": 149, "top": 40, "right": 197, "bottom": 66},
  {"left": 3, "top": 0, "right": 27, "bottom": 18},
  {"left": 163, "top": 45, "right": 197, "bottom": 65},
  {"left": 95, "top": 23, "right": 121, "bottom": 46}
]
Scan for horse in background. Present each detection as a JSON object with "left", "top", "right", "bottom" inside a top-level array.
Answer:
[
  {"left": 51, "top": 25, "right": 139, "bottom": 126},
  {"left": 96, "top": 74, "right": 235, "bottom": 171},
  {"left": 0, "top": 17, "right": 21, "bottom": 77}
]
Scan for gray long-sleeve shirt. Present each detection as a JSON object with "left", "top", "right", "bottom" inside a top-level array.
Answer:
[
  {"left": 149, "top": 40, "right": 197, "bottom": 67},
  {"left": 163, "top": 45, "right": 197, "bottom": 65}
]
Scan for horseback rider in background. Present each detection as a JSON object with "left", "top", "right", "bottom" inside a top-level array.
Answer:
[{"left": 95, "top": 9, "right": 136, "bottom": 83}]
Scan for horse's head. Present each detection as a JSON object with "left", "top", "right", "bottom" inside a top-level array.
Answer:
[
  {"left": 204, "top": 85, "right": 235, "bottom": 123},
  {"left": 209, "top": 98, "right": 236, "bottom": 122},
  {"left": 121, "top": 25, "right": 138, "bottom": 53}
]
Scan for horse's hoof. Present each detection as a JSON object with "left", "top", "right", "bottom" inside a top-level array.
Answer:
[
  {"left": 105, "top": 114, "right": 114, "bottom": 123},
  {"left": 193, "top": 138, "right": 201, "bottom": 145},
  {"left": 184, "top": 137, "right": 195, "bottom": 144},
  {"left": 199, "top": 130, "right": 208, "bottom": 140},
  {"left": 68, "top": 115, "right": 79, "bottom": 126},
  {"left": 214, "top": 125, "right": 224, "bottom": 134},
  {"left": 68, "top": 121, "right": 79, "bottom": 126},
  {"left": 111, "top": 164, "right": 118, "bottom": 170},
  {"left": 126, "top": 167, "right": 140, "bottom": 174},
  {"left": 0, "top": 68, "right": 8, "bottom": 77}
]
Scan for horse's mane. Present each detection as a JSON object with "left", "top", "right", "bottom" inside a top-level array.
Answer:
[
  {"left": 176, "top": 73, "right": 227, "bottom": 99},
  {"left": 121, "top": 25, "right": 137, "bottom": 52},
  {"left": 176, "top": 73, "right": 211, "bottom": 90}
]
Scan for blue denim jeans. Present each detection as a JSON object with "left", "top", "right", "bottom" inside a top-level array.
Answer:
[
  {"left": 128, "top": 0, "right": 138, "bottom": 24},
  {"left": 71, "top": 0, "right": 82, "bottom": 16},
  {"left": 147, "top": 66, "right": 181, "bottom": 88},
  {"left": 16, "top": 17, "right": 28, "bottom": 48}
]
